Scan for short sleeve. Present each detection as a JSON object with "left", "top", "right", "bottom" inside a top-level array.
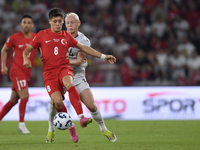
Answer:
[
  {"left": 30, "top": 31, "right": 42, "bottom": 48},
  {"left": 5, "top": 35, "right": 14, "bottom": 48},
  {"left": 66, "top": 31, "right": 78, "bottom": 48}
]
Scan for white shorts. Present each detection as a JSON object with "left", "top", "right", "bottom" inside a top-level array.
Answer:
[{"left": 75, "top": 78, "right": 90, "bottom": 94}]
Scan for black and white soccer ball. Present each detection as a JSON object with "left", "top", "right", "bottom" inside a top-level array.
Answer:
[{"left": 53, "top": 112, "right": 72, "bottom": 130}]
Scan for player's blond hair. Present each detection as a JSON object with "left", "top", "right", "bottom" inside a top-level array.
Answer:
[{"left": 65, "top": 12, "right": 80, "bottom": 21}]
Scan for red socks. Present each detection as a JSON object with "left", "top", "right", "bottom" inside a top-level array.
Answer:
[
  {"left": 0, "top": 99, "right": 28, "bottom": 122},
  {"left": 55, "top": 102, "right": 67, "bottom": 112},
  {"left": 67, "top": 86, "right": 83, "bottom": 115},
  {"left": 0, "top": 101, "right": 15, "bottom": 120},
  {"left": 19, "top": 98, "right": 28, "bottom": 122}
]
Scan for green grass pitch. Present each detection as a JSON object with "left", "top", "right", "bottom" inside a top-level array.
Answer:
[{"left": 0, "top": 120, "right": 200, "bottom": 150}]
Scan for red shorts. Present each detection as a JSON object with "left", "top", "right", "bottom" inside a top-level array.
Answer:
[
  {"left": 10, "top": 75, "right": 28, "bottom": 92},
  {"left": 43, "top": 66, "right": 73, "bottom": 99}
]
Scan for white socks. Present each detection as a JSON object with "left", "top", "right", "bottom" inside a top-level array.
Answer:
[
  {"left": 78, "top": 114, "right": 84, "bottom": 120},
  {"left": 90, "top": 108, "right": 107, "bottom": 132},
  {"left": 48, "top": 103, "right": 57, "bottom": 132}
]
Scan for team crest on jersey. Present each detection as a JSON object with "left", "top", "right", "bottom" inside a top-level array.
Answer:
[
  {"left": 61, "top": 39, "right": 67, "bottom": 45},
  {"left": 25, "top": 43, "right": 29, "bottom": 46},
  {"left": 53, "top": 39, "right": 59, "bottom": 42}
]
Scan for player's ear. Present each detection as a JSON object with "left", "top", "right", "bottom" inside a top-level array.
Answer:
[
  {"left": 48, "top": 19, "right": 51, "bottom": 25},
  {"left": 78, "top": 21, "right": 81, "bottom": 27},
  {"left": 31, "top": 22, "right": 34, "bottom": 28}
]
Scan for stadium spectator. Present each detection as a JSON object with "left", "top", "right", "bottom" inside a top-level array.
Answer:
[
  {"left": 131, "top": 0, "right": 141, "bottom": 22},
  {"left": 169, "top": 50, "right": 187, "bottom": 80},
  {"left": 99, "top": 30, "right": 116, "bottom": 49},
  {"left": 184, "top": 1, "right": 200, "bottom": 30},
  {"left": 167, "top": 1, "right": 182, "bottom": 24},
  {"left": 177, "top": 36, "right": 196, "bottom": 57},
  {"left": 133, "top": 49, "right": 151, "bottom": 80},
  {"left": 151, "top": 15, "right": 167, "bottom": 39},
  {"left": 156, "top": 48, "right": 169, "bottom": 81},
  {"left": 150, "top": 1, "right": 166, "bottom": 22},
  {"left": 186, "top": 51, "right": 200, "bottom": 77},
  {"left": 173, "top": 15, "right": 189, "bottom": 41}
]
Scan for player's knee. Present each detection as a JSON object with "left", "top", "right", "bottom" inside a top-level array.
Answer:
[
  {"left": 55, "top": 101, "right": 63, "bottom": 109},
  {"left": 64, "top": 82, "right": 74, "bottom": 90},
  {"left": 21, "top": 94, "right": 29, "bottom": 100},
  {"left": 10, "top": 99, "right": 19, "bottom": 104},
  {"left": 87, "top": 104, "right": 97, "bottom": 112},
  {"left": 54, "top": 97, "right": 63, "bottom": 109}
]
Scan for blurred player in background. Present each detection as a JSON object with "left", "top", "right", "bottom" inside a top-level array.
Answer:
[
  {"left": 0, "top": 14, "right": 37, "bottom": 134},
  {"left": 46, "top": 12, "right": 117, "bottom": 143},
  {"left": 23, "top": 8, "right": 116, "bottom": 143}
]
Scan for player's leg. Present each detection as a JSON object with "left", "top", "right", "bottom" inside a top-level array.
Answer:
[
  {"left": 77, "top": 81, "right": 117, "bottom": 142},
  {"left": 51, "top": 91, "right": 67, "bottom": 112},
  {"left": 46, "top": 91, "right": 68, "bottom": 143},
  {"left": 51, "top": 91, "right": 78, "bottom": 143},
  {"left": 62, "top": 75, "right": 92, "bottom": 128},
  {"left": 46, "top": 99, "right": 79, "bottom": 143},
  {"left": 79, "top": 89, "right": 107, "bottom": 130},
  {"left": 45, "top": 78, "right": 75, "bottom": 143},
  {"left": 17, "top": 87, "right": 30, "bottom": 134},
  {"left": 0, "top": 90, "right": 19, "bottom": 121},
  {"left": 46, "top": 100, "right": 57, "bottom": 143}
]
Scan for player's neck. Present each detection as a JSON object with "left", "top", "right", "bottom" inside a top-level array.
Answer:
[
  {"left": 50, "top": 28, "right": 61, "bottom": 33},
  {"left": 72, "top": 32, "right": 78, "bottom": 38},
  {"left": 22, "top": 31, "right": 31, "bottom": 38}
]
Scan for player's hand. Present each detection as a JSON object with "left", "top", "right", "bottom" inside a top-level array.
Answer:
[
  {"left": 23, "top": 58, "right": 32, "bottom": 68},
  {"left": 105, "top": 55, "right": 116, "bottom": 64},
  {"left": 1, "top": 65, "right": 8, "bottom": 75}
]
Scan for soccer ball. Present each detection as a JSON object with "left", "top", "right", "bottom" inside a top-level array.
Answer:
[{"left": 53, "top": 112, "right": 72, "bottom": 130}]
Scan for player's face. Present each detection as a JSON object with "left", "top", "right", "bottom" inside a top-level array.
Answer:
[
  {"left": 20, "top": 18, "right": 33, "bottom": 33},
  {"left": 49, "top": 16, "right": 64, "bottom": 33},
  {"left": 65, "top": 15, "right": 80, "bottom": 35}
]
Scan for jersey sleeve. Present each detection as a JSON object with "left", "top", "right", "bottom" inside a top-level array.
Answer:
[
  {"left": 66, "top": 31, "right": 78, "bottom": 48},
  {"left": 30, "top": 31, "right": 42, "bottom": 48},
  {"left": 5, "top": 35, "right": 14, "bottom": 48}
]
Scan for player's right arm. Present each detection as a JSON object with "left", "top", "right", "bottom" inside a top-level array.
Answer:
[
  {"left": 23, "top": 44, "right": 34, "bottom": 68},
  {"left": 1, "top": 44, "right": 9, "bottom": 75}
]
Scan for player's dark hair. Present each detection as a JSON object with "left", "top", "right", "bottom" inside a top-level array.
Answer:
[
  {"left": 21, "top": 14, "right": 33, "bottom": 21},
  {"left": 48, "top": 8, "right": 65, "bottom": 19}
]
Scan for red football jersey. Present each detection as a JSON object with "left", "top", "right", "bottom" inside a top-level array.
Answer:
[
  {"left": 5, "top": 32, "right": 37, "bottom": 80},
  {"left": 30, "top": 29, "right": 78, "bottom": 72}
]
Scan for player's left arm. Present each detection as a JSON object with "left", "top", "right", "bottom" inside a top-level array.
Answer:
[
  {"left": 75, "top": 42, "right": 116, "bottom": 64},
  {"left": 69, "top": 52, "right": 86, "bottom": 66}
]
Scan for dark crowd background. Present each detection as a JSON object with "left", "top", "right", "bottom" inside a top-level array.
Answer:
[{"left": 1, "top": 0, "right": 200, "bottom": 87}]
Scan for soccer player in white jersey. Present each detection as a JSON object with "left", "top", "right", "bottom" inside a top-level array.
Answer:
[{"left": 46, "top": 12, "right": 117, "bottom": 143}]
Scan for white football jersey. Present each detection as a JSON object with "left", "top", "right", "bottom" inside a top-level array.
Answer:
[{"left": 68, "top": 31, "right": 91, "bottom": 85}]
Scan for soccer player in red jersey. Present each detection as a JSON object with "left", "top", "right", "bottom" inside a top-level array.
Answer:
[
  {"left": 0, "top": 14, "right": 37, "bottom": 134},
  {"left": 23, "top": 8, "right": 116, "bottom": 143},
  {"left": 46, "top": 12, "right": 117, "bottom": 143}
]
